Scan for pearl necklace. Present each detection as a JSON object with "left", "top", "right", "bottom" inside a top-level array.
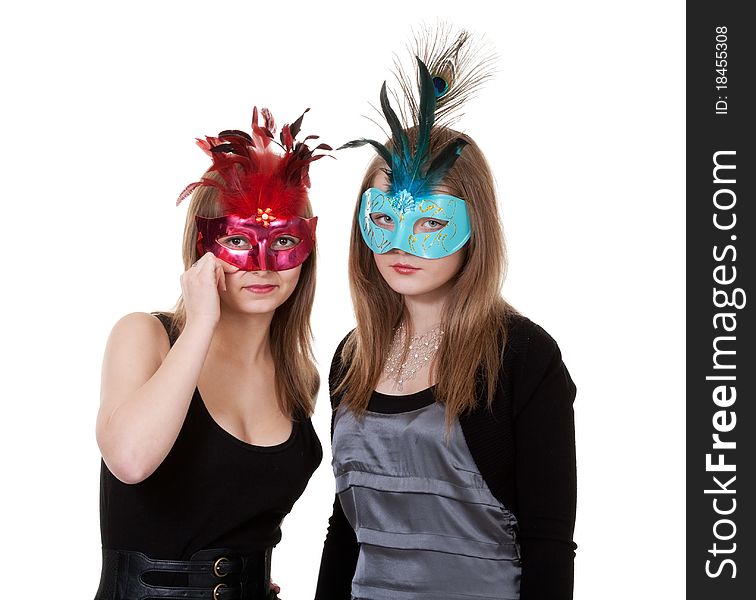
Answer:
[{"left": 382, "top": 323, "right": 444, "bottom": 392}]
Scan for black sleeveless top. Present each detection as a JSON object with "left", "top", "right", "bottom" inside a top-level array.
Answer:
[{"left": 99, "top": 313, "right": 323, "bottom": 559}]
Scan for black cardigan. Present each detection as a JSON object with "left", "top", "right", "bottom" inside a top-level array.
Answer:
[{"left": 315, "top": 313, "right": 577, "bottom": 599}]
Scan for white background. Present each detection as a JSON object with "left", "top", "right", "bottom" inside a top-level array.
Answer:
[{"left": 0, "top": 1, "right": 684, "bottom": 598}]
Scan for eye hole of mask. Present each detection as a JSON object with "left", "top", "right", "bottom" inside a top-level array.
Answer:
[
  {"left": 271, "top": 235, "right": 301, "bottom": 251},
  {"left": 414, "top": 217, "right": 449, "bottom": 233},
  {"left": 217, "top": 234, "right": 252, "bottom": 250},
  {"left": 369, "top": 213, "right": 395, "bottom": 230}
]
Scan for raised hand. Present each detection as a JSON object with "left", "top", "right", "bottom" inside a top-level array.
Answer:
[{"left": 181, "top": 252, "right": 239, "bottom": 327}]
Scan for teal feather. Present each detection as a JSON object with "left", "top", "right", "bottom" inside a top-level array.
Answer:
[
  {"left": 404, "top": 57, "right": 437, "bottom": 195},
  {"left": 424, "top": 138, "right": 468, "bottom": 191},
  {"left": 337, "top": 138, "right": 393, "bottom": 169},
  {"left": 341, "top": 27, "right": 492, "bottom": 199},
  {"left": 379, "top": 82, "right": 410, "bottom": 180}
]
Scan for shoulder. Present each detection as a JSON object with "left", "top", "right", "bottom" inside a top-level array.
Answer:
[
  {"left": 109, "top": 311, "right": 171, "bottom": 341},
  {"left": 502, "top": 313, "right": 576, "bottom": 414},
  {"left": 504, "top": 312, "right": 562, "bottom": 366},
  {"left": 332, "top": 330, "right": 355, "bottom": 360},
  {"left": 328, "top": 330, "right": 356, "bottom": 409},
  {"left": 105, "top": 312, "right": 172, "bottom": 361}
]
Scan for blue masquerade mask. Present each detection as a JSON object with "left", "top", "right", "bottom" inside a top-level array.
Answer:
[
  {"left": 342, "top": 46, "right": 491, "bottom": 258},
  {"left": 359, "top": 187, "right": 471, "bottom": 258}
]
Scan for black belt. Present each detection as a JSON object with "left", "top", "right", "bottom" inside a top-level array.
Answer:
[{"left": 95, "top": 547, "right": 277, "bottom": 600}]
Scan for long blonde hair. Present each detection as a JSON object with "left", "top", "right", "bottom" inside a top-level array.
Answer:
[
  {"left": 166, "top": 174, "right": 319, "bottom": 419},
  {"left": 336, "top": 127, "right": 515, "bottom": 426}
]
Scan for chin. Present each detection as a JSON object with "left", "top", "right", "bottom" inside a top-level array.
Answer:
[
  {"left": 379, "top": 271, "right": 437, "bottom": 297},
  {"left": 243, "top": 299, "right": 284, "bottom": 314},
  {"left": 222, "top": 301, "right": 276, "bottom": 317},
  {"left": 223, "top": 288, "right": 295, "bottom": 315}
]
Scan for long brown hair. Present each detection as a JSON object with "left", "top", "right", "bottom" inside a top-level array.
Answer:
[
  {"left": 336, "top": 127, "right": 516, "bottom": 426},
  {"left": 167, "top": 173, "right": 319, "bottom": 419}
]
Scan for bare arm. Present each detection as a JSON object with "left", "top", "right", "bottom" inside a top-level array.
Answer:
[{"left": 96, "top": 253, "right": 234, "bottom": 484}]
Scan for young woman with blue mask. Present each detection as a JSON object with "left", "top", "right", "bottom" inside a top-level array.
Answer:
[{"left": 315, "top": 31, "right": 577, "bottom": 600}]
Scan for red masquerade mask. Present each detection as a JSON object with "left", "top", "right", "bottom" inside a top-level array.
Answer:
[
  {"left": 195, "top": 214, "right": 317, "bottom": 272},
  {"left": 177, "top": 107, "right": 330, "bottom": 271}
]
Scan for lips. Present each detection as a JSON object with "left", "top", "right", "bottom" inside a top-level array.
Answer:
[
  {"left": 243, "top": 284, "right": 278, "bottom": 294},
  {"left": 390, "top": 263, "right": 420, "bottom": 275}
]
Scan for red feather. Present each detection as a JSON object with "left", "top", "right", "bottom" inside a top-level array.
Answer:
[{"left": 176, "top": 107, "right": 330, "bottom": 217}]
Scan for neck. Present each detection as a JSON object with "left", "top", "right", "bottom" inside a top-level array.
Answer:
[
  {"left": 402, "top": 281, "right": 453, "bottom": 335},
  {"left": 210, "top": 310, "right": 275, "bottom": 366}
]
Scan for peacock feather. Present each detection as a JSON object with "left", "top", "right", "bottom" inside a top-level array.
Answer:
[{"left": 341, "top": 26, "right": 494, "bottom": 198}]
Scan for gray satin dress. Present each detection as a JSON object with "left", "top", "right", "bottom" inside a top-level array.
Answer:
[{"left": 332, "top": 397, "right": 521, "bottom": 600}]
